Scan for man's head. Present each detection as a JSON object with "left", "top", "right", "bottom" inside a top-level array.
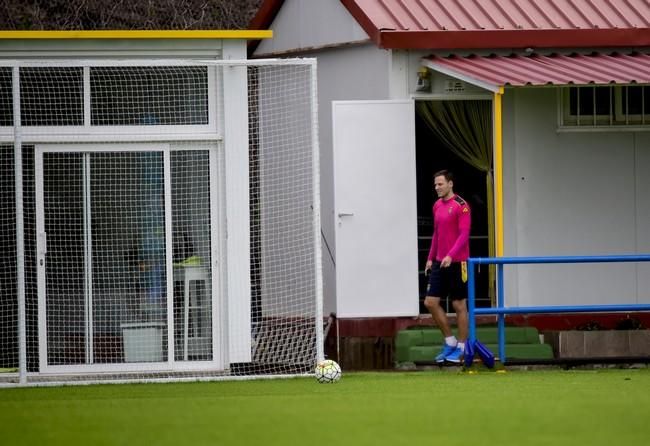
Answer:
[{"left": 433, "top": 170, "right": 454, "bottom": 199}]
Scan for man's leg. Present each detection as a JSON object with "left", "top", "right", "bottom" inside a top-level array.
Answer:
[
  {"left": 440, "top": 298, "right": 468, "bottom": 364},
  {"left": 424, "top": 296, "right": 452, "bottom": 337},
  {"left": 424, "top": 296, "right": 458, "bottom": 362},
  {"left": 452, "top": 298, "right": 468, "bottom": 342}
]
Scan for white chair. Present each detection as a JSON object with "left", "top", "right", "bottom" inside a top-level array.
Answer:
[{"left": 175, "top": 265, "right": 210, "bottom": 360}]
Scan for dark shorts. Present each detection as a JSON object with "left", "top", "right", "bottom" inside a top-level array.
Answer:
[{"left": 426, "top": 261, "right": 468, "bottom": 300}]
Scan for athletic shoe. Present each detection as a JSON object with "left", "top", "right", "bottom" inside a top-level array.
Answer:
[
  {"left": 444, "top": 346, "right": 463, "bottom": 364},
  {"left": 435, "top": 344, "right": 457, "bottom": 363}
]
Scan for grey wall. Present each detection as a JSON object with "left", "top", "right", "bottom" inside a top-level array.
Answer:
[
  {"left": 254, "top": 0, "right": 368, "bottom": 55},
  {"left": 636, "top": 132, "right": 650, "bottom": 300},
  {"left": 503, "top": 87, "right": 650, "bottom": 306},
  {"left": 289, "top": 44, "right": 392, "bottom": 315},
  {"left": 256, "top": 65, "right": 316, "bottom": 317},
  {"left": 0, "top": 39, "right": 225, "bottom": 58},
  {"left": 253, "top": 0, "right": 389, "bottom": 317}
]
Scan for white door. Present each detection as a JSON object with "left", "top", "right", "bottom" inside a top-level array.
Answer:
[{"left": 332, "top": 100, "right": 419, "bottom": 317}]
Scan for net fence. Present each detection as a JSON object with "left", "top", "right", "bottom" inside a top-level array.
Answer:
[{"left": 0, "top": 59, "right": 321, "bottom": 386}]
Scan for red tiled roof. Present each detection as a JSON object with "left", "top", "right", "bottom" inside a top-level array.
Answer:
[
  {"left": 423, "top": 52, "right": 650, "bottom": 91},
  {"left": 341, "top": 0, "right": 650, "bottom": 49},
  {"left": 249, "top": 0, "right": 650, "bottom": 51}
]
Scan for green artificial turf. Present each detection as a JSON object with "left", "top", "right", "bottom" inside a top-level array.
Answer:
[{"left": 1, "top": 369, "right": 649, "bottom": 446}]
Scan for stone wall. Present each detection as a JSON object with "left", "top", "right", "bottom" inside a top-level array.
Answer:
[{"left": 544, "top": 330, "right": 650, "bottom": 358}]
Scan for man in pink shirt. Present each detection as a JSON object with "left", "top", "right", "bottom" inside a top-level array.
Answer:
[{"left": 424, "top": 170, "right": 471, "bottom": 364}]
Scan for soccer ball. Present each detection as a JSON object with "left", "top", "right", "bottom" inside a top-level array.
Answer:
[{"left": 315, "top": 359, "right": 342, "bottom": 383}]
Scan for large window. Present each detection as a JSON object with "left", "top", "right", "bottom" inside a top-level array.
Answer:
[
  {"left": 20, "top": 67, "right": 84, "bottom": 126},
  {"left": 90, "top": 67, "right": 209, "bottom": 126},
  {"left": 1, "top": 66, "right": 211, "bottom": 128},
  {"left": 0, "top": 68, "right": 12, "bottom": 126},
  {"left": 561, "top": 85, "right": 650, "bottom": 128}
]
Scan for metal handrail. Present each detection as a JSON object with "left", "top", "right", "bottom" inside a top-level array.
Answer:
[{"left": 467, "top": 254, "right": 650, "bottom": 363}]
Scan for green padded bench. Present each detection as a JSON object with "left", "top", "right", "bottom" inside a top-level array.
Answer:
[{"left": 395, "top": 326, "right": 554, "bottom": 364}]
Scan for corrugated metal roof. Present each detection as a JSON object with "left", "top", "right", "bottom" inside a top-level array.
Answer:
[
  {"left": 345, "top": 0, "right": 650, "bottom": 32},
  {"left": 423, "top": 52, "right": 650, "bottom": 91},
  {"left": 340, "top": 0, "right": 650, "bottom": 49}
]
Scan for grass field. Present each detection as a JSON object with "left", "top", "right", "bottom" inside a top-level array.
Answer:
[{"left": 1, "top": 369, "right": 649, "bottom": 446}]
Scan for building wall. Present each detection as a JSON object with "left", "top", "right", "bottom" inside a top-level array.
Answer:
[
  {"left": 254, "top": 3, "right": 650, "bottom": 313},
  {"left": 388, "top": 51, "right": 650, "bottom": 308},
  {"left": 0, "top": 38, "right": 254, "bottom": 367},
  {"left": 254, "top": 0, "right": 368, "bottom": 55},
  {"left": 0, "top": 39, "right": 226, "bottom": 58},
  {"left": 292, "top": 44, "right": 392, "bottom": 315},
  {"left": 503, "top": 87, "right": 650, "bottom": 306},
  {"left": 390, "top": 49, "right": 492, "bottom": 99}
]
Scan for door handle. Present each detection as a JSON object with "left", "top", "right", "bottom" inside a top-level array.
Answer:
[{"left": 337, "top": 212, "right": 354, "bottom": 226}]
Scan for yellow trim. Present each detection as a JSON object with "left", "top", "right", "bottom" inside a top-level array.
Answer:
[
  {"left": 0, "top": 30, "right": 272, "bottom": 40},
  {"left": 493, "top": 87, "right": 504, "bottom": 257}
]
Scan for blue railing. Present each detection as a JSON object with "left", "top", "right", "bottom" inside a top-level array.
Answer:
[{"left": 467, "top": 254, "right": 650, "bottom": 363}]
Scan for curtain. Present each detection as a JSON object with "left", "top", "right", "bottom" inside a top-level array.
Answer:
[{"left": 416, "top": 100, "right": 496, "bottom": 304}]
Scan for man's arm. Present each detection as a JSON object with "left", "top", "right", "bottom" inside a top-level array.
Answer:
[
  {"left": 426, "top": 202, "right": 438, "bottom": 268},
  {"left": 426, "top": 229, "right": 438, "bottom": 272}
]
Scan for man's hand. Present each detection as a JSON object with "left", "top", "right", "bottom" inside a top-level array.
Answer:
[
  {"left": 425, "top": 260, "right": 432, "bottom": 275},
  {"left": 440, "top": 256, "right": 452, "bottom": 268}
]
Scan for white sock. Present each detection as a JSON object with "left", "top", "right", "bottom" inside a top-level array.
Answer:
[
  {"left": 457, "top": 342, "right": 465, "bottom": 352},
  {"left": 444, "top": 336, "right": 457, "bottom": 347}
]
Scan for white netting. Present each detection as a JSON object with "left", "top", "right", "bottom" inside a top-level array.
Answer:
[
  {"left": 0, "top": 59, "right": 321, "bottom": 386},
  {"left": 1, "top": 143, "right": 18, "bottom": 372},
  {"left": 248, "top": 64, "right": 318, "bottom": 372}
]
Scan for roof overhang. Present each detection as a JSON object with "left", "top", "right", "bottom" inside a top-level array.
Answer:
[
  {"left": 0, "top": 30, "right": 273, "bottom": 40},
  {"left": 341, "top": 0, "right": 650, "bottom": 50},
  {"left": 381, "top": 28, "right": 650, "bottom": 50},
  {"left": 422, "top": 52, "right": 650, "bottom": 92}
]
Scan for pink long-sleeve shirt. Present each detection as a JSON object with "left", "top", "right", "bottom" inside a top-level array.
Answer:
[{"left": 427, "top": 194, "right": 471, "bottom": 262}]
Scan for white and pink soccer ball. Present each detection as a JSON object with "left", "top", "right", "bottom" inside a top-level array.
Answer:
[{"left": 315, "top": 359, "right": 342, "bottom": 383}]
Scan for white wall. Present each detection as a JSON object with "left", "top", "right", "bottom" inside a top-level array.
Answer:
[
  {"left": 254, "top": 3, "right": 650, "bottom": 310},
  {"left": 318, "top": 46, "right": 393, "bottom": 315},
  {"left": 389, "top": 50, "right": 491, "bottom": 99},
  {"left": 272, "top": 46, "right": 494, "bottom": 316},
  {"left": 221, "top": 41, "right": 253, "bottom": 362},
  {"left": 634, "top": 132, "right": 650, "bottom": 302},
  {"left": 254, "top": 0, "right": 368, "bottom": 56},
  {"left": 503, "top": 87, "right": 650, "bottom": 306},
  {"left": 0, "top": 38, "right": 226, "bottom": 58}
]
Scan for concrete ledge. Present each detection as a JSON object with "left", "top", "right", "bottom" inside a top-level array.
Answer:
[{"left": 547, "top": 330, "right": 650, "bottom": 358}]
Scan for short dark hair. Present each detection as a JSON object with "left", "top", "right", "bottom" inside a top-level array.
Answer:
[{"left": 433, "top": 170, "right": 454, "bottom": 182}]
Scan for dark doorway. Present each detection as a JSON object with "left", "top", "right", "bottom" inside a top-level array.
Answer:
[{"left": 415, "top": 102, "right": 491, "bottom": 312}]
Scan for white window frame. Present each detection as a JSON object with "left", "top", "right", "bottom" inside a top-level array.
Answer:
[
  {"left": 0, "top": 59, "right": 221, "bottom": 143},
  {"left": 614, "top": 85, "right": 649, "bottom": 125},
  {"left": 559, "top": 85, "right": 650, "bottom": 131},
  {"left": 34, "top": 142, "right": 225, "bottom": 375}
]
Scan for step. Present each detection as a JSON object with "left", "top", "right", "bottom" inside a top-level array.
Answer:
[
  {"left": 395, "top": 326, "right": 541, "bottom": 349},
  {"left": 407, "top": 343, "right": 554, "bottom": 363}
]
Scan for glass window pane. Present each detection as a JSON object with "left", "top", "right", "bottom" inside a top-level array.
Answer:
[
  {"left": 43, "top": 153, "right": 86, "bottom": 365},
  {"left": 171, "top": 150, "right": 212, "bottom": 361},
  {"left": 0, "top": 68, "right": 12, "bottom": 126},
  {"left": 91, "top": 152, "right": 168, "bottom": 364},
  {"left": 594, "top": 86, "right": 611, "bottom": 116},
  {"left": 90, "top": 67, "right": 209, "bottom": 126},
  {"left": 622, "top": 86, "right": 649, "bottom": 116},
  {"left": 20, "top": 67, "right": 83, "bottom": 126}
]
